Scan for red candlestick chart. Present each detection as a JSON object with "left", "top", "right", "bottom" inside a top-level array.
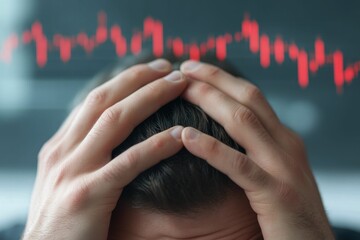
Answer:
[{"left": 0, "top": 11, "right": 357, "bottom": 93}]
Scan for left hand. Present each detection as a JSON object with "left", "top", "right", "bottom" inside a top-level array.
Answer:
[
  {"left": 179, "top": 60, "right": 334, "bottom": 240},
  {"left": 23, "top": 61, "right": 187, "bottom": 240}
]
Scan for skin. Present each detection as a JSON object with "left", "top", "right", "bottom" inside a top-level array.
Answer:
[
  {"left": 23, "top": 59, "right": 335, "bottom": 240},
  {"left": 108, "top": 189, "right": 262, "bottom": 240}
]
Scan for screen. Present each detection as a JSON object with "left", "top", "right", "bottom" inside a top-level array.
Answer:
[{"left": 0, "top": 0, "right": 359, "bottom": 170}]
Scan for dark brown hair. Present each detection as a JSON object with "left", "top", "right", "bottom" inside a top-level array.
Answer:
[{"left": 86, "top": 51, "right": 245, "bottom": 215}]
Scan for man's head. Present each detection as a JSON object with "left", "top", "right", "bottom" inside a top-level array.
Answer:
[
  {"left": 108, "top": 97, "right": 262, "bottom": 239},
  {"left": 80, "top": 52, "right": 262, "bottom": 239}
]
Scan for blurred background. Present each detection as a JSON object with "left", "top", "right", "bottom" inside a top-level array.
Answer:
[{"left": 0, "top": 0, "right": 359, "bottom": 237}]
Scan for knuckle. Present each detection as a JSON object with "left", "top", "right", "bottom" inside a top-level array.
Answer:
[
  {"left": 233, "top": 105, "right": 258, "bottom": 126},
  {"left": 149, "top": 137, "right": 166, "bottom": 150},
  {"left": 85, "top": 88, "right": 107, "bottom": 106},
  {"left": 40, "top": 146, "right": 62, "bottom": 169},
  {"left": 100, "top": 107, "right": 122, "bottom": 126},
  {"left": 231, "top": 153, "right": 250, "bottom": 175},
  {"left": 38, "top": 141, "right": 51, "bottom": 160},
  {"left": 204, "top": 65, "right": 222, "bottom": 78},
  {"left": 126, "top": 65, "right": 146, "bottom": 80},
  {"left": 243, "top": 85, "right": 264, "bottom": 102},
  {"left": 232, "top": 105, "right": 272, "bottom": 143},
  {"left": 47, "top": 147, "right": 61, "bottom": 162},
  {"left": 100, "top": 167, "right": 117, "bottom": 183}
]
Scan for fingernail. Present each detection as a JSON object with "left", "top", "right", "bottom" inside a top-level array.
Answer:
[
  {"left": 184, "top": 128, "right": 199, "bottom": 140},
  {"left": 170, "top": 126, "right": 183, "bottom": 139},
  {"left": 148, "top": 59, "right": 171, "bottom": 72},
  {"left": 181, "top": 60, "right": 201, "bottom": 72},
  {"left": 164, "top": 71, "right": 182, "bottom": 81}
]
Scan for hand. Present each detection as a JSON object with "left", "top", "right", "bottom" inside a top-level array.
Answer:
[
  {"left": 23, "top": 59, "right": 187, "bottom": 240},
  {"left": 180, "top": 61, "right": 335, "bottom": 240}
]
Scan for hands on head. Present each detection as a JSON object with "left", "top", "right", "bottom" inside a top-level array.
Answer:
[
  {"left": 180, "top": 61, "right": 334, "bottom": 239},
  {"left": 23, "top": 58, "right": 335, "bottom": 240}
]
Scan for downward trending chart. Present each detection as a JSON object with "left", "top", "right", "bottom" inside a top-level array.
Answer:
[{"left": 0, "top": 11, "right": 357, "bottom": 93}]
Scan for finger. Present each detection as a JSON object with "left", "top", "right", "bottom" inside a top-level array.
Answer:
[
  {"left": 181, "top": 61, "right": 282, "bottom": 141},
  {"left": 62, "top": 59, "right": 172, "bottom": 150},
  {"left": 77, "top": 71, "right": 187, "bottom": 164},
  {"left": 181, "top": 80, "right": 280, "bottom": 168},
  {"left": 182, "top": 127, "right": 273, "bottom": 192},
  {"left": 94, "top": 126, "right": 184, "bottom": 190}
]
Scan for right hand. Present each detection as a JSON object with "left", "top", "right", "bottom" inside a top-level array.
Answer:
[
  {"left": 23, "top": 59, "right": 187, "bottom": 240},
  {"left": 180, "top": 61, "right": 335, "bottom": 240}
]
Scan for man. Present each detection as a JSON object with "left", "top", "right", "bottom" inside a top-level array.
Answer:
[{"left": 22, "top": 56, "right": 335, "bottom": 239}]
